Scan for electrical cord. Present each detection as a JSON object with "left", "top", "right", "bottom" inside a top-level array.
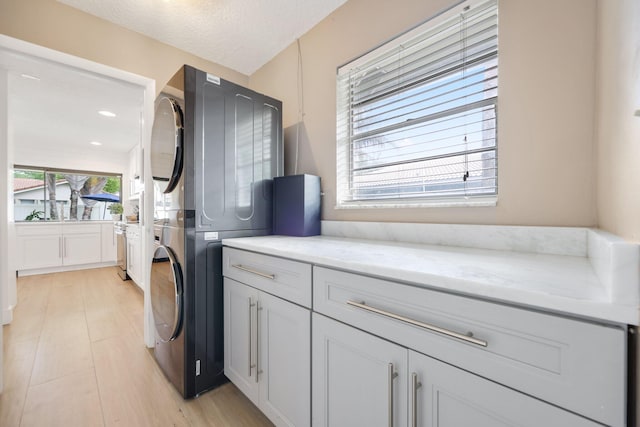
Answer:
[{"left": 295, "top": 38, "right": 305, "bottom": 175}]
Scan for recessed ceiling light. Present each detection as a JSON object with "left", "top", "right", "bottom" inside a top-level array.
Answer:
[
  {"left": 90, "top": 141, "right": 102, "bottom": 146},
  {"left": 20, "top": 73, "right": 41, "bottom": 81},
  {"left": 98, "top": 110, "right": 116, "bottom": 118}
]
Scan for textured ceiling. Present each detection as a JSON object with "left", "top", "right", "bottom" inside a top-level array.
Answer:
[{"left": 57, "top": 0, "right": 348, "bottom": 75}]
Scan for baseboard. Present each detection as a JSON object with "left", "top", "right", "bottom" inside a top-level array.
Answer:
[
  {"left": 2, "top": 305, "right": 13, "bottom": 325},
  {"left": 17, "top": 262, "right": 117, "bottom": 277}
]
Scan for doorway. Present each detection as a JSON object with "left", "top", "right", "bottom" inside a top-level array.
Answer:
[{"left": 0, "top": 34, "right": 156, "bottom": 392}]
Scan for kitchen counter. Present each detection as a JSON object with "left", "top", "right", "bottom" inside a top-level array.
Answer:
[{"left": 223, "top": 222, "right": 640, "bottom": 325}]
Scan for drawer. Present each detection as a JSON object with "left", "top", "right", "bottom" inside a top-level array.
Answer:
[
  {"left": 63, "top": 223, "right": 101, "bottom": 235},
  {"left": 16, "top": 223, "right": 62, "bottom": 236},
  {"left": 223, "top": 247, "right": 312, "bottom": 308},
  {"left": 313, "top": 266, "right": 626, "bottom": 427}
]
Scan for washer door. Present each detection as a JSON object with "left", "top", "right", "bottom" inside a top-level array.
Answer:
[
  {"left": 150, "top": 245, "right": 183, "bottom": 342},
  {"left": 151, "top": 96, "right": 184, "bottom": 194}
]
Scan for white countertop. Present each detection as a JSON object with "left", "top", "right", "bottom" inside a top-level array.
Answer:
[
  {"left": 15, "top": 220, "right": 117, "bottom": 225},
  {"left": 223, "top": 223, "right": 640, "bottom": 325}
]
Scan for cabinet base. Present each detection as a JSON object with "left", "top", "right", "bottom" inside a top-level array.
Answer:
[{"left": 17, "top": 261, "right": 118, "bottom": 277}]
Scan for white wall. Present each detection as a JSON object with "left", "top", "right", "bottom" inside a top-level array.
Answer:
[
  {"left": 594, "top": 0, "right": 640, "bottom": 420},
  {"left": 595, "top": 0, "right": 640, "bottom": 243},
  {"left": 1, "top": 36, "right": 156, "bottom": 350},
  {"left": 13, "top": 146, "right": 128, "bottom": 178},
  {"left": 0, "top": 68, "right": 8, "bottom": 390}
]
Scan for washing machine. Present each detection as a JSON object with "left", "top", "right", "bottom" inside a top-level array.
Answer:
[{"left": 149, "top": 65, "right": 282, "bottom": 398}]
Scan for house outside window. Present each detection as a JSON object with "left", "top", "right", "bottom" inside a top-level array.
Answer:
[
  {"left": 336, "top": 0, "right": 498, "bottom": 208},
  {"left": 13, "top": 167, "right": 122, "bottom": 221}
]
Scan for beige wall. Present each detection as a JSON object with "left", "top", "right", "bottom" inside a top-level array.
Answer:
[
  {"left": 250, "top": 0, "right": 598, "bottom": 227},
  {"left": 596, "top": 0, "right": 640, "bottom": 243},
  {"left": 0, "top": 0, "right": 248, "bottom": 94},
  {"left": 4, "top": 0, "right": 633, "bottom": 234}
]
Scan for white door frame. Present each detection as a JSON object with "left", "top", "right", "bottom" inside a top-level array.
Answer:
[{"left": 0, "top": 35, "right": 157, "bottom": 361}]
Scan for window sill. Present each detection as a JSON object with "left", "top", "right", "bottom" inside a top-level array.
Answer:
[{"left": 335, "top": 196, "right": 497, "bottom": 209}]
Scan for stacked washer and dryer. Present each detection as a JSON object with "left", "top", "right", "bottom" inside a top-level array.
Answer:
[{"left": 149, "top": 65, "right": 283, "bottom": 398}]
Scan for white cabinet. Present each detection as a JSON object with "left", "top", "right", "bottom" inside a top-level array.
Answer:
[
  {"left": 62, "top": 224, "right": 101, "bottom": 266},
  {"left": 129, "top": 145, "right": 143, "bottom": 198},
  {"left": 223, "top": 244, "right": 627, "bottom": 427},
  {"left": 224, "top": 278, "right": 310, "bottom": 427},
  {"left": 101, "top": 223, "right": 117, "bottom": 263},
  {"left": 223, "top": 247, "right": 311, "bottom": 427},
  {"left": 129, "top": 145, "right": 140, "bottom": 178},
  {"left": 224, "top": 278, "right": 257, "bottom": 401},
  {"left": 258, "top": 290, "right": 310, "bottom": 426},
  {"left": 16, "top": 224, "right": 63, "bottom": 270},
  {"left": 312, "top": 313, "right": 406, "bottom": 427},
  {"left": 312, "top": 313, "right": 599, "bottom": 427},
  {"left": 16, "top": 223, "right": 102, "bottom": 271},
  {"left": 126, "top": 225, "right": 141, "bottom": 285},
  {"left": 313, "top": 267, "right": 625, "bottom": 426},
  {"left": 409, "top": 351, "right": 599, "bottom": 427}
]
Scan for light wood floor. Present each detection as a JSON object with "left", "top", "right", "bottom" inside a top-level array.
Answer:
[{"left": 0, "top": 267, "right": 273, "bottom": 427}]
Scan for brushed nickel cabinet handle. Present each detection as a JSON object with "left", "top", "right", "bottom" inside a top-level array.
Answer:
[
  {"left": 248, "top": 298, "right": 256, "bottom": 377},
  {"left": 411, "top": 372, "right": 422, "bottom": 427},
  {"left": 58, "top": 237, "right": 62, "bottom": 258},
  {"left": 232, "top": 264, "right": 275, "bottom": 280},
  {"left": 346, "top": 300, "right": 488, "bottom": 347},
  {"left": 256, "top": 302, "right": 263, "bottom": 383},
  {"left": 388, "top": 363, "right": 398, "bottom": 427}
]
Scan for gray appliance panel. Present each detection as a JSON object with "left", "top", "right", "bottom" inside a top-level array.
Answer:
[
  {"left": 150, "top": 65, "right": 283, "bottom": 399},
  {"left": 184, "top": 66, "right": 282, "bottom": 233}
]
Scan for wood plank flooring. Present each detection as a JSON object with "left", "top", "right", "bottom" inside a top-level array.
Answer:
[{"left": 1, "top": 267, "right": 273, "bottom": 427}]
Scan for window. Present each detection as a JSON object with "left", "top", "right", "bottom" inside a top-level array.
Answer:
[
  {"left": 336, "top": 0, "right": 498, "bottom": 207},
  {"left": 13, "top": 167, "right": 122, "bottom": 221}
]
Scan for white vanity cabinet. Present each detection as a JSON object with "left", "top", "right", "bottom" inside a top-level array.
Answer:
[{"left": 223, "top": 248, "right": 311, "bottom": 427}]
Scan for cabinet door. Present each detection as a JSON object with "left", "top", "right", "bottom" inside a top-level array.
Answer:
[
  {"left": 409, "top": 351, "right": 600, "bottom": 427},
  {"left": 63, "top": 233, "right": 101, "bottom": 266},
  {"left": 129, "top": 145, "right": 140, "bottom": 179},
  {"left": 101, "top": 223, "right": 117, "bottom": 263},
  {"left": 224, "top": 278, "right": 259, "bottom": 404},
  {"left": 18, "top": 234, "right": 63, "bottom": 270},
  {"left": 312, "top": 313, "right": 407, "bottom": 427},
  {"left": 127, "top": 238, "right": 140, "bottom": 283},
  {"left": 258, "top": 291, "right": 310, "bottom": 427}
]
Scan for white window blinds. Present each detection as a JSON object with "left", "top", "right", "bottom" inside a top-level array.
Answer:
[{"left": 336, "top": 0, "right": 498, "bottom": 207}]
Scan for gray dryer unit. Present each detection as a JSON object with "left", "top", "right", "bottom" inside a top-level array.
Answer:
[{"left": 150, "top": 65, "right": 282, "bottom": 398}]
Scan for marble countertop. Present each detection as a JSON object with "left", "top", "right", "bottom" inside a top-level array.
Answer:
[{"left": 223, "top": 224, "right": 640, "bottom": 325}]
